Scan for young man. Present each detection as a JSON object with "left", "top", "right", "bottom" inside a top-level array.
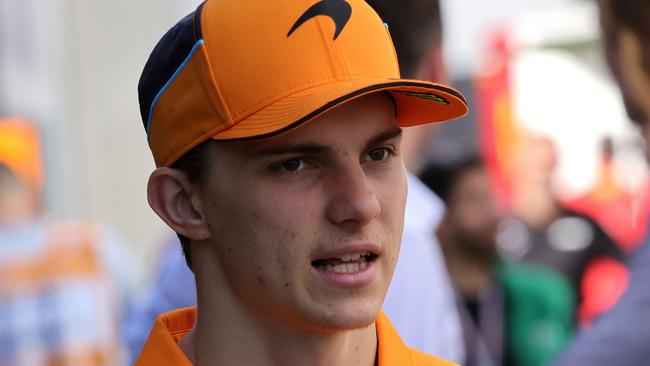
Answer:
[
  {"left": 126, "top": 1, "right": 464, "bottom": 363},
  {"left": 135, "top": 0, "right": 467, "bottom": 364},
  {"left": 552, "top": 0, "right": 650, "bottom": 364}
]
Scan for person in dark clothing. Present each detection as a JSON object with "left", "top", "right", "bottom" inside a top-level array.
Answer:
[
  {"left": 421, "top": 157, "right": 505, "bottom": 366},
  {"left": 502, "top": 135, "right": 626, "bottom": 326}
]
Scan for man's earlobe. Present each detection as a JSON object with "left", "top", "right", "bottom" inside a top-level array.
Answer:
[{"left": 147, "top": 168, "right": 211, "bottom": 241}]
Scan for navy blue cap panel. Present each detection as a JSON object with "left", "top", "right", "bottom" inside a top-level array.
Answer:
[{"left": 138, "top": 3, "right": 205, "bottom": 129}]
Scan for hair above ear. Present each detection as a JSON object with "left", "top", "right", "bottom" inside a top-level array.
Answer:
[{"left": 147, "top": 167, "right": 211, "bottom": 241}]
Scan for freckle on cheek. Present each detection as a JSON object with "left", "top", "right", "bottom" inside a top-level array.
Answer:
[{"left": 257, "top": 276, "right": 266, "bottom": 286}]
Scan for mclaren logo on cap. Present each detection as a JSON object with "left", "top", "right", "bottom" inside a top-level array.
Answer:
[{"left": 287, "top": 0, "right": 352, "bottom": 40}]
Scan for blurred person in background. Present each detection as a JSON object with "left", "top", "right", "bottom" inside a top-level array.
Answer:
[
  {"left": 422, "top": 156, "right": 574, "bottom": 366},
  {"left": 499, "top": 135, "right": 626, "bottom": 327},
  {"left": 552, "top": 0, "right": 650, "bottom": 364},
  {"left": 421, "top": 156, "right": 505, "bottom": 366},
  {"left": 565, "top": 137, "right": 650, "bottom": 252},
  {"left": 0, "top": 119, "right": 136, "bottom": 365},
  {"left": 124, "top": 0, "right": 465, "bottom": 363}
]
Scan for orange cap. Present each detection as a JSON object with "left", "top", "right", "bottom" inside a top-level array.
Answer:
[
  {"left": 138, "top": 0, "right": 468, "bottom": 167},
  {"left": 0, "top": 118, "right": 43, "bottom": 193}
]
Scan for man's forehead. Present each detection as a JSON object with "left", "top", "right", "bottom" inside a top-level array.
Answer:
[{"left": 225, "top": 125, "right": 403, "bottom": 159}]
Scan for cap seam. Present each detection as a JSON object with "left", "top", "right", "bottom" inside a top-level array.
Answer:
[
  {"left": 198, "top": 43, "right": 234, "bottom": 125},
  {"left": 146, "top": 39, "right": 205, "bottom": 143},
  {"left": 313, "top": 8, "right": 340, "bottom": 83},
  {"left": 383, "top": 26, "right": 400, "bottom": 75},
  {"left": 200, "top": 5, "right": 237, "bottom": 122},
  {"left": 337, "top": 37, "right": 351, "bottom": 79},
  {"left": 328, "top": 8, "right": 349, "bottom": 78}
]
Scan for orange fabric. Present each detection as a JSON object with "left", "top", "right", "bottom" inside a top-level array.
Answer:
[
  {"left": 135, "top": 308, "right": 195, "bottom": 366},
  {"left": 375, "top": 311, "right": 458, "bottom": 366},
  {"left": 150, "top": 45, "right": 229, "bottom": 167},
  {"left": 135, "top": 308, "right": 457, "bottom": 365},
  {"left": 0, "top": 221, "right": 119, "bottom": 366},
  {"left": 0, "top": 118, "right": 43, "bottom": 194},
  {"left": 147, "top": 0, "right": 468, "bottom": 167},
  {"left": 0, "top": 222, "right": 101, "bottom": 292},
  {"left": 48, "top": 350, "right": 108, "bottom": 366}
]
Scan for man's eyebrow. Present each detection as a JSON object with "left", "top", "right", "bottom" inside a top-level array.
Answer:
[
  {"left": 364, "top": 126, "right": 403, "bottom": 150},
  {"left": 246, "top": 142, "right": 331, "bottom": 157},
  {"left": 247, "top": 125, "right": 403, "bottom": 157}
]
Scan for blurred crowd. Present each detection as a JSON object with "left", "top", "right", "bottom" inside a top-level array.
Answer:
[{"left": 2, "top": 0, "right": 650, "bottom": 365}]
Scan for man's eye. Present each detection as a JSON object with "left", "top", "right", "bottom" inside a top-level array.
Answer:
[
  {"left": 280, "top": 158, "right": 305, "bottom": 171},
  {"left": 366, "top": 147, "right": 391, "bottom": 162}
]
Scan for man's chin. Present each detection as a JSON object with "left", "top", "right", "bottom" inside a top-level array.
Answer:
[
  {"left": 310, "top": 316, "right": 377, "bottom": 334},
  {"left": 297, "top": 307, "right": 380, "bottom": 334}
]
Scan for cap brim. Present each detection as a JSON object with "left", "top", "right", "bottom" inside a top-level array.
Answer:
[{"left": 211, "top": 78, "right": 468, "bottom": 141}]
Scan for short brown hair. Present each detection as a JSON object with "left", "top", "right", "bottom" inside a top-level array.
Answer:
[{"left": 365, "top": 0, "right": 442, "bottom": 78}]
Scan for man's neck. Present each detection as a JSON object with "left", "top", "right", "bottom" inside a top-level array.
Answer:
[
  {"left": 180, "top": 309, "right": 377, "bottom": 366},
  {"left": 181, "top": 282, "right": 378, "bottom": 366}
]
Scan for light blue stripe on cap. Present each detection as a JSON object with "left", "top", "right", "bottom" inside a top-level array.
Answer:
[{"left": 146, "top": 39, "right": 205, "bottom": 142}]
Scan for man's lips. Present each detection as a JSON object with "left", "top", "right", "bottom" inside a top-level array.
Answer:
[
  {"left": 311, "top": 244, "right": 381, "bottom": 274},
  {"left": 311, "top": 243, "right": 381, "bottom": 262}
]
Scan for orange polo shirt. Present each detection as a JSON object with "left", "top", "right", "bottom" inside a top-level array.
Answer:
[{"left": 135, "top": 307, "right": 457, "bottom": 365}]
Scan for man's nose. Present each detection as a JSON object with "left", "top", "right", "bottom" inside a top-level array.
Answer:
[{"left": 324, "top": 165, "right": 381, "bottom": 228}]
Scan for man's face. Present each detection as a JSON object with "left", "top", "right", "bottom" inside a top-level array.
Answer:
[
  {"left": 445, "top": 166, "right": 501, "bottom": 258},
  {"left": 196, "top": 93, "right": 406, "bottom": 331}
]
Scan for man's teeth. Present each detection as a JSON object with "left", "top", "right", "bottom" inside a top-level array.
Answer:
[
  {"left": 339, "top": 252, "right": 368, "bottom": 262},
  {"left": 313, "top": 252, "right": 373, "bottom": 273},
  {"left": 324, "top": 261, "right": 369, "bottom": 273}
]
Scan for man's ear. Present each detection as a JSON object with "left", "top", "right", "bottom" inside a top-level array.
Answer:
[{"left": 147, "top": 168, "right": 211, "bottom": 241}]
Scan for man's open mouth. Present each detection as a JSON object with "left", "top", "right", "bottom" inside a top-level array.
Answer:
[{"left": 311, "top": 252, "right": 378, "bottom": 273}]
